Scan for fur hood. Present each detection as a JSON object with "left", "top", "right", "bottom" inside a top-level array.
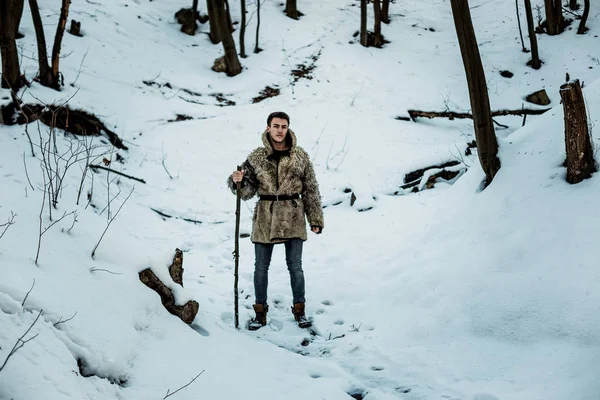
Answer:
[{"left": 228, "top": 129, "right": 324, "bottom": 243}]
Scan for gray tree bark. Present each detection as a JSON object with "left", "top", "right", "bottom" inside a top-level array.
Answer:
[
  {"left": 285, "top": 0, "right": 299, "bottom": 20},
  {"left": 450, "top": 0, "right": 501, "bottom": 185},
  {"left": 239, "top": 0, "right": 247, "bottom": 57},
  {"left": 373, "top": 0, "right": 383, "bottom": 47},
  {"left": 381, "top": 0, "right": 390, "bottom": 24},
  {"left": 544, "top": 0, "right": 562, "bottom": 35},
  {"left": 0, "top": 0, "right": 25, "bottom": 91},
  {"left": 524, "top": 0, "right": 541, "bottom": 69},
  {"left": 215, "top": 0, "right": 241, "bottom": 76},
  {"left": 207, "top": 0, "right": 223, "bottom": 44},
  {"left": 360, "top": 0, "right": 367, "bottom": 47},
  {"left": 577, "top": 0, "right": 590, "bottom": 34},
  {"left": 560, "top": 80, "right": 596, "bottom": 184}
]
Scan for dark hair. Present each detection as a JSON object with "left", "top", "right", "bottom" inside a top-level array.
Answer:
[{"left": 267, "top": 111, "right": 290, "bottom": 126}]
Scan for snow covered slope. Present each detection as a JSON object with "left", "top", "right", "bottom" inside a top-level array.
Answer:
[{"left": 1, "top": 0, "right": 600, "bottom": 399}]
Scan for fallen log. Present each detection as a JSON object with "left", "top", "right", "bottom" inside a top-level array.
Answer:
[
  {"left": 17, "top": 103, "right": 128, "bottom": 150},
  {"left": 138, "top": 248, "right": 198, "bottom": 324},
  {"left": 395, "top": 160, "right": 466, "bottom": 194},
  {"left": 405, "top": 108, "right": 551, "bottom": 122}
]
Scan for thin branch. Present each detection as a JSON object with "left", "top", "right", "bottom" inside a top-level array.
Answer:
[
  {"left": 23, "top": 152, "right": 35, "bottom": 191},
  {"left": 88, "top": 165, "right": 146, "bottom": 184},
  {"left": 22, "top": 279, "right": 36, "bottom": 307},
  {"left": 0, "top": 212, "right": 17, "bottom": 239},
  {"left": 0, "top": 310, "right": 43, "bottom": 374},
  {"left": 89, "top": 267, "right": 122, "bottom": 275},
  {"left": 161, "top": 143, "right": 174, "bottom": 179},
  {"left": 91, "top": 186, "right": 135, "bottom": 258},
  {"left": 53, "top": 311, "right": 77, "bottom": 327},
  {"left": 70, "top": 47, "right": 89, "bottom": 87},
  {"left": 41, "top": 210, "right": 76, "bottom": 236},
  {"left": 163, "top": 370, "right": 205, "bottom": 399}
]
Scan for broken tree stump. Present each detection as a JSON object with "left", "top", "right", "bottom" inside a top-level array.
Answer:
[
  {"left": 560, "top": 79, "right": 596, "bottom": 184},
  {"left": 169, "top": 248, "right": 184, "bottom": 287},
  {"left": 525, "top": 89, "right": 550, "bottom": 105},
  {"left": 68, "top": 19, "right": 82, "bottom": 36}
]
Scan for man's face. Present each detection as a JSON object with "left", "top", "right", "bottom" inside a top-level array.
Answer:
[{"left": 267, "top": 117, "right": 289, "bottom": 144}]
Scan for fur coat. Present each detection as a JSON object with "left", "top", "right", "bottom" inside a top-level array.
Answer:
[{"left": 228, "top": 129, "right": 324, "bottom": 244}]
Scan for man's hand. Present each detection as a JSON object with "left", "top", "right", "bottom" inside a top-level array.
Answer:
[
  {"left": 311, "top": 226, "right": 322, "bottom": 234},
  {"left": 232, "top": 169, "right": 245, "bottom": 183}
]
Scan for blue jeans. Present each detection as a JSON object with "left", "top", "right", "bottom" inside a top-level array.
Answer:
[{"left": 254, "top": 238, "right": 305, "bottom": 305}]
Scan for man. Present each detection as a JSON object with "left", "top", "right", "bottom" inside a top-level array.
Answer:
[{"left": 228, "top": 111, "right": 324, "bottom": 330}]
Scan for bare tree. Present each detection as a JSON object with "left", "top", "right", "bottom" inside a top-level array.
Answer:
[
  {"left": 560, "top": 79, "right": 596, "bottom": 184},
  {"left": 577, "top": 0, "right": 590, "bottom": 34},
  {"left": 207, "top": 0, "right": 223, "bottom": 44},
  {"left": 381, "top": 0, "right": 390, "bottom": 24},
  {"left": 544, "top": 0, "right": 563, "bottom": 35},
  {"left": 524, "top": 0, "right": 541, "bottom": 69},
  {"left": 569, "top": 0, "right": 578, "bottom": 10},
  {"left": 285, "top": 0, "right": 299, "bottom": 20},
  {"left": 373, "top": 0, "right": 383, "bottom": 47},
  {"left": 360, "top": 0, "right": 367, "bottom": 47},
  {"left": 0, "top": 0, "right": 25, "bottom": 91},
  {"left": 450, "top": 0, "right": 501, "bottom": 185},
  {"left": 215, "top": 0, "right": 242, "bottom": 76},
  {"left": 28, "top": 0, "right": 70, "bottom": 89},
  {"left": 240, "top": 0, "right": 247, "bottom": 57}
]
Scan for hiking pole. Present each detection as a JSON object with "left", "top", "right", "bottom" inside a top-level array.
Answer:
[{"left": 234, "top": 165, "right": 242, "bottom": 330}]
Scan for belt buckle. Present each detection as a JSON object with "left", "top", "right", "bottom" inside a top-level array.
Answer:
[{"left": 275, "top": 194, "right": 279, "bottom": 201}]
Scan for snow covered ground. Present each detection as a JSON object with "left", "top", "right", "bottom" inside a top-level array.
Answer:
[{"left": 1, "top": 0, "right": 600, "bottom": 399}]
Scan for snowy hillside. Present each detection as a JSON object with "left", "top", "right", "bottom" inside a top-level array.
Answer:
[{"left": 1, "top": 0, "right": 600, "bottom": 399}]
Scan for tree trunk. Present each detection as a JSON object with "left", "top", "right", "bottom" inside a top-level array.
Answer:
[
  {"left": 285, "top": 0, "right": 299, "bottom": 20},
  {"left": 560, "top": 80, "right": 596, "bottom": 184},
  {"left": 381, "top": 0, "right": 390, "bottom": 24},
  {"left": 215, "top": 0, "right": 241, "bottom": 76},
  {"left": 239, "top": 0, "right": 246, "bottom": 57},
  {"left": 373, "top": 0, "right": 383, "bottom": 47},
  {"left": 0, "top": 0, "right": 25, "bottom": 91},
  {"left": 224, "top": 0, "right": 234, "bottom": 32},
  {"left": 29, "top": 0, "right": 55, "bottom": 87},
  {"left": 254, "top": 0, "right": 261, "bottom": 53},
  {"left": 516, "top": 0, "right": 526, "bottom": 52},
  {"left": 450, "top": 0, "right": 501, "bottom": 185},
  {"left": 50, "top": 0, "right": 70, "bottom": 87},
  {"left": 524, "top": 0, "right": 541, "bottom": 69},
  {"left": 577, "top": 0, "right": 590, "bottom": 34},
  {"left": 544, "top": 0, "right": 562, "bottom": 35},
  {"left": 360, "top": 0, "right": 368, "bottom": 47},
  {"left": 569, "top": 0, "right": 578, "bottom": 9},
  {"left": 207, "top": 0, "right": 223, "bottom": 44}
]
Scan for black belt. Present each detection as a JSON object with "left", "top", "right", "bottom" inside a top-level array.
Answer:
[{"left": 259, "top": 194, "right": 301, "bottom": 201}]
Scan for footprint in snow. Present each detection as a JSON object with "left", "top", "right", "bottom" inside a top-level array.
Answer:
[
  {"left": 315, "top": 308, "right": 325, "bottom": 315},
  {"left": 321, "top": 300, "right": 333, "bottom": 306},
  {"left": 370, "top": 365, "right": 385, "bottom": 371},
  {"left": 334, "top": 319, "right": 344, "bottom": 325}
]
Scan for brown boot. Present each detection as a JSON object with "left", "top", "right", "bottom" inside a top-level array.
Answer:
[
  {"left": 291, "top": 303, "right": 312, "bottom": 328},
  {"left": 248, "top": 304, "right": 268, "bottom": 331}
]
